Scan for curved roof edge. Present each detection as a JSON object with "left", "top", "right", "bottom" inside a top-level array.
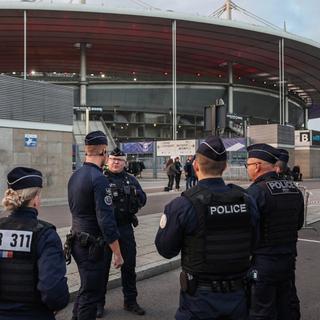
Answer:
[{"left": 1, "top": 1, "right": 320, "bottom": 49}]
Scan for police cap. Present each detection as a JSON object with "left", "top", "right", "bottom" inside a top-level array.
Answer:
[
  {"left": 196, "top": 135, "right": 226, "bottom": 161},
  {"left": 247, "top": 143, "right": 279, "bottom": 164},
  {"left": 7, "top": 167, "right": 43, "bottom": 190},
  {"left": 109, "top": 147, "right": 126, "bottom": 160},
  {"left": 85, "top": 131, "right": 108, "bottom": 145},
  {"left": 277, "top": 148, "right": 289, "bottom": 163}
]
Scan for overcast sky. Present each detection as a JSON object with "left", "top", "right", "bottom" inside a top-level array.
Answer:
[{"left": 58, "top": 0, "right": 320, "bottom": 43}]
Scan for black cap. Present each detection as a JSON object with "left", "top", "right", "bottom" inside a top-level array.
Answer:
[
  {"left": 7, "top": 167, "right": 43, "bottom": 190},
  {"left": 85, "top": 131, "right": 108, "bottom": 145},
  {"left": 247, "top": 143, "right": 280, "bottom": 164},
  {"left": 196, "top": 136, "right": 226, "bottom": 161},
  {"left": 277, "top": 148, "right": 289, "bottom": 163},
  {"left": 110, "top": 147, "right": 125, "bottom": 157}
]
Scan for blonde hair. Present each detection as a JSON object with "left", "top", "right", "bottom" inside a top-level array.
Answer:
[{"left": 2, "top": 187, "right": 41, "bottom": 211}]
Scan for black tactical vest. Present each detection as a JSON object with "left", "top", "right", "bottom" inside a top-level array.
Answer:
[
  {"left": 0, "top": 215, "right": 54, "bottom": 304},
  {"left": 182, "top": 185, "right": 252, "bottom": 279},
  {"left": 105, "top": 171, "right": 139, "bottom": 226},
  {"left": 255, "top": 177, "right": 302, "bottom": 248}
]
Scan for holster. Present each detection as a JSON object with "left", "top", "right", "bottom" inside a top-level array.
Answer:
[{"left": 180, "top": 271, "right": 197, "bottom": 296}]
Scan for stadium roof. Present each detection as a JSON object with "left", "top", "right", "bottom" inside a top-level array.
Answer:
[{"left": 0, "top": 2, "right": 320, "bottom": 108}]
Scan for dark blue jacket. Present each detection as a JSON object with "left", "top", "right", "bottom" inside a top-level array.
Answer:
[
  {"left": 247, "top": 171, "right": 304, "bottom": 255},
  {"left": 155, "top": 178, "right": 260, "bottom": 259},
  {"left": 0, "top": 208, "right": 69, "bottom": 320},
  {"left": 68, "top": 162, "right": 119, "bottom": 244}
]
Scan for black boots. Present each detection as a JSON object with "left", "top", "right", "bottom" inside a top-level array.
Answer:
[{"left": 124, "top": 302, "right": 145, "bottom": 316}]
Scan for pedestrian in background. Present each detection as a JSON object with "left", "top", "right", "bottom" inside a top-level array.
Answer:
[
  {"left": 68, "top": 131, "right": 123, "bottom": 320},
  {"left": 0, "top": 167, "right": 69, "bottom": 320},
  {"left": 184, "top": 155, "right": 194, "bottom": 189},
  {"left": 174, "top": 156, "right": 183, "bottom": 191},
  {"left": 165, "top": 158, "right": 179, "bottom": 191},
  {"left": 97, "top": 147, "right": 147, "bottom": 317},
  {"left": 245, "top": 144, "right": 304, "bottom": 320},
  {"left": 155, "top": 136, "right": 259, "bottom": 320}
]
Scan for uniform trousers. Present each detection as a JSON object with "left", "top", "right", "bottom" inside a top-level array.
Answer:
[
  {"left": 72, "top": 241, "right": 107, "bottom": 320},
  {"left": 249, "top": 254, "right": 295, "bottom": 320},
  {"left": 176, "top": 288, "right": 248, "bottom": 320},
  {"left": 100, "top": 224, "right": 137, "bottom": 307}
]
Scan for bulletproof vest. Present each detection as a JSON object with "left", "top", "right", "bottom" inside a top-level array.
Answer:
[
  {"left": 181, "top": 185, "right": 252, "bottom": 278},
  {"left": 255, "top": 177, "right": 302, "bottom": 248},
  {"left": 105, "top": 171, "right": 139, "bottom": 226},
  {"left": 0, "top": 216, "right": 54, "bottom": 304}
]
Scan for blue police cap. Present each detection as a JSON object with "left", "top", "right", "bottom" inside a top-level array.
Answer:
[
  {"left": 110, "top": 147, "right": 125, "bottom": 157},
  {"left": 277, "top": 148, "right": 289, "bottom": 163},
  {"left": 196, "top": 136, "right": 226, "bottom": 161},
  {"left": 7, "top": 167, "right": 43, "bottom": 190},
  {"left": 247, "top": 143, "right": 279, "bottom": 164},
  {"left": 85, "top": 131, "right": 108, "bottom": 145}
]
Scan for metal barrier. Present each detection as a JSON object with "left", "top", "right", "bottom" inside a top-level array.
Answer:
[{"left": 296, "top": 183, "right": 315, "bottom": 230}]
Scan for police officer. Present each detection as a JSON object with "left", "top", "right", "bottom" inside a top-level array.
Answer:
[
  {"left": 245, "top": 144, "right": 304, "bottom": 320},
  {"left": 0, "top": 167, "right": 69, "bottom": 320},
  {"left": 96, "top": 147, "right": 147, "bottom": 317},
  {"left": 275, "top": 149, "right": 293, "bottom": 180},
  {"left": 68, "top": 131, "right": 123, "bottom": 320},
  {"left": 155, "top": 136, "right": 259, "bottom": 320},
  {"left": 275, "top": 148, "right": 301, "bottom": 319}
]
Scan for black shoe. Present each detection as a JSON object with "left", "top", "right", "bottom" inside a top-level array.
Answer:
[
  {"left": 96, "top": 304, "right": 105, "bottom": 318},
  {"left": 124, "top": 302, "right": 145, "bottom": 316}
]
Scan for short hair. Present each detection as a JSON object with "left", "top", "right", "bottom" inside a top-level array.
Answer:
[
  {"left": 84, "top": 144, "right": 106, "bottom": 156},
  {"left": 2, "top": 187, "right": 41, "bottom": 211},
  {"left": 196, "top": 153, "right": 226, "bottom": 176},
  {"left": 275, "top": 160, "right": 287, "bottom": 173}
]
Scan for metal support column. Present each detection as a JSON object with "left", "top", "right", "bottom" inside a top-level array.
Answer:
[
  {"left": 228, "top": 62, "right": 233, "bottom": 114},
  {"left": 279, "top": 38, "right": 285, "bottom": 125},
  {"left": 79, "top": 43, "right": 89, "bottom": 134},
  {"left": 24, "top": 10, "right": 27, "bottom": 80},
  {"left": 304, "top": 107, "right": 309, "bottom": 129},
  {"left": 172, "top": 20, "right": 177, "bottom": 140}
]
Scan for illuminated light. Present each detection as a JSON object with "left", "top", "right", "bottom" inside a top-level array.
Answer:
[
  {"left": 12, "top": 71, "right": 16, "bottom": 75},
  {"left": 218, "top": 74, "right": 222, "bottom": 78},
  {"left": 237, "top": 76, "right": 241, "bottom": 80},
  {"left": 178, "top": 125, "right": 181, "bottom": 128},
  {"left": 30, "top": 70, "right": 36, "bottom": 75},
  {"left": 101, "top": 74, "right": 105, "bottom": 78},
  {"left": 263, "top": 81, "right": 267, "bottom": 84},
  {"left": 273, "top": 83, "right": 277, "bottom": 87},
  {"left": 121, "top": 126, "right": 124, "bottom": 129},
  {"left": 72, "top": 73, "right": 76, "bottom": 76},
  {"left": 197, "top": 73, "right": 201, "bottom": 77},
  {"left": 90, "top": 73, "right": 94, "bottom": 76},
  {"left": 268, "top": 76, "right": 279, "bottom": 80},
  {"left": 126, "top": 123, "right": 129, "bottom": 126},
  {"left": 164, "top": 72, "right": 168, "bottom": 76},
  {"left": 153, "top": 123, "right": 157, "bottom": 127},
  {"left": 256, "top": 73, "right": 270, "bottom": 77},
  {"left": 132, "top": 71, "right": 136, "bottom": 75},
  {"left": 133, "top": 78, "right": 137, "bottom": 81},
  {"left": 53, "top": 71, "right": 57, "bottom": 75},
  {"left": 290, "top": 87, "right": 300, "bottom": 90}
]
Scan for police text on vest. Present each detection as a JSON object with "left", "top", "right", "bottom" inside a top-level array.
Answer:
[{"left": 209, "top": 204, "right": 247, "bottom": 215}]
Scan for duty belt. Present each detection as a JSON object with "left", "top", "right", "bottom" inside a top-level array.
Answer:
[
  {"left": 72, "top": 231, "right": 103, "bottom": 247},
  {"left": 198, "top": 278, "right": 245, "bottom": 293}
]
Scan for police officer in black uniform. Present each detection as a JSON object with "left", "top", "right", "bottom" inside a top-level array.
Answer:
[
  {"left": 245, "top": 144, "right": 304, "bottom": 320},
  {"left": 97, "top": 147, "right": 147, "bottom": 317},
  {"left": 275, "top": 148, "right": 301, "bottom": 319},
  {"left": 0, "top": 167, "right": 69, "bottom": 320},
  {"left": 155, "top": 136, "right": 260, "bottom": 320},
  {"left": 68, "top": 131, "right": 123, "bottom": 320},
  {"left": 275, "top": 149, "right": 293, "bottom": 180}
]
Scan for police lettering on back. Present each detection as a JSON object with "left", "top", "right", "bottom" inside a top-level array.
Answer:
[
  {"left": 266, "top": 180, "right": 299, "bottom": 195},
  {"left": 209, "top": 203, "right": 247, "bottom": 215}
]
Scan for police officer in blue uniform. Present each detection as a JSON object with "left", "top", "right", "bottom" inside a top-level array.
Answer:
[
  {"left": 0, "top": 167, "right": 69, "bottom": 320},
  {"left": 68, "top": 131, "right": 123, "bottom": 320},
  {"left": 97, "top": 147, "right": 147, "bottom": 317},
  {"left": 155, "top": 136, "right": 260, "bottom": 320},
  {"left": 245, "top": 144, "right": 304, "bottom": 320}
]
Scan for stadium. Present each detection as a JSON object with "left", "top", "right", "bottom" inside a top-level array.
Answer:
[{"left": 0, "top": 0, "right": 320, "bottom": 142}]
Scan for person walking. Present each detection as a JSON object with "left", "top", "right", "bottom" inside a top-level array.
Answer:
[
  {"left": 166, "top": 158, "right": 179, "bottom": 191},
  {"left": 68, "top": 131, "right": 123, "bottom": 320},
  {"left": 0, "top": 167, "right": 69, "bottom": 320},
  {"left": 245, "top": 143, "right": 304, "bottom": 320},
  {"left": 155, "top": 136, "right": 259, "bottom": 320},
  {"left": 174, "top": 157, "right": 183, "bottom": 191},
  {"left": 97, "top": 147, "right": 147, "bottom": 317}
]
